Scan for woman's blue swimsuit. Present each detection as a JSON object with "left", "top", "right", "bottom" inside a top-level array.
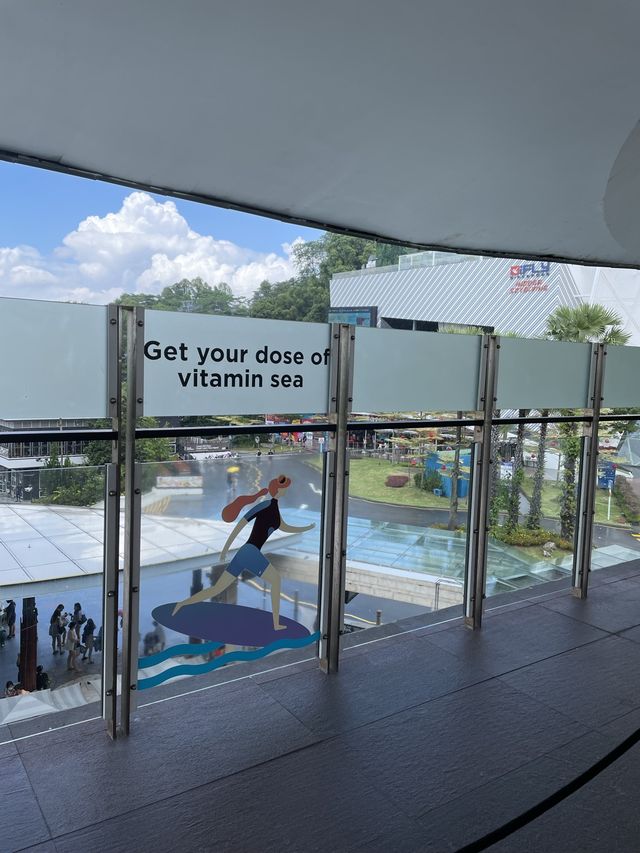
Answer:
[{"left": 226, "top": 498, "right": 281, "bottom": 578}]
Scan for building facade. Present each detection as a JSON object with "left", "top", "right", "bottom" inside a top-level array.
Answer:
[{"left": 330, "top": 252, "right": 640, "bottom": 344}]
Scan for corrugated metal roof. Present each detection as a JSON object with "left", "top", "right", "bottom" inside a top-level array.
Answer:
[{"left": 331, "top": 258, "right": 579, "bottom": 338}]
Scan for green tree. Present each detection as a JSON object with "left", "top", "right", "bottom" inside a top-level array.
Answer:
[
  {"left": 117, "top": 278, "right": 247, "bottom": 316},
  {"left": 526, "top": 411, "right": 548, "bottom": 530},
  {"left": 249, "top": 277, "right": 328, "bottom": 323},
  {"left": 546, "top": 304, "right": 631, "bottom": 345},
  {"left": 506, "top": 411, "right": 526, "bottom": 532},
  {"left": 546, "top": 304, "right": 630, "bottom": 539}
]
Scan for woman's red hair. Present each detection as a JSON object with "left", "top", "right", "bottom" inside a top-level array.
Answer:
[{"left": 222, "top": 475, "right": 291, "bottom": 522}]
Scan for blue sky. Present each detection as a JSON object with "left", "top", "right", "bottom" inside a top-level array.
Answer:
[{"left": 0, "top": 161, "right": 322, "bottom": 303}]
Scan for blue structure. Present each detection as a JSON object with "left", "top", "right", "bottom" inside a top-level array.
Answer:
[{"left": 425, "top": 451, "right": 471, "bottom": 499}]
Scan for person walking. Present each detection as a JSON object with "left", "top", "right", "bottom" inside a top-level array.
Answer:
[
  {"left": 49, "top": 604, "right": 66, "bottom": 655},
  {"left": 72, "top": 602, "right": 86, "bottom": 636},
  {"left": 5, "top": 600, "right": 16, "bottom": 639},
  {"left": 65, "top": 621, "right": 81, "bottom": 672},
  {"left": 81, "top": 618, "right": 96, "bottom": 663}
]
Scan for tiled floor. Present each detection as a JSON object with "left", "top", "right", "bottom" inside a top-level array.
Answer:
[{"left": 3, "top": 561, "right": 640, "bottom": 852}]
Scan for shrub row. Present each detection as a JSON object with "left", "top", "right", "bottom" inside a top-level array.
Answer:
[
  {"left": 613, "top": 480, "right": 640, "bottom": 524},
  {"left": 491, "top": 525, "right": 573, "bottom": 551},
  {"left": 413, "top": 471, "right": 444, "bottom": 492}
]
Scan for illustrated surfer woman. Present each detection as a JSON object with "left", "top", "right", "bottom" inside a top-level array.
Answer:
[{"left": 172, "top": 475, "right": 314, "bottom": 629}]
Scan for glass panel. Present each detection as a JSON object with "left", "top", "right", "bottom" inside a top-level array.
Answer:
[
  {"left": 602, "top": 344, "right": 640, "bottom": 408},
  {"left": 496, "top": 338, "right": 592, "bottom": 410},
  {"left": 0, "top": 464, "right": 106, "bottom": 729},
  {"left": 595, "top": 419, "right": 640, "bottom": 569},
  {"left": 344, "top": 426, "right": 471, "bottom": 635},
  {"left": 352, "top": 326, "right": 482, "bottom": 413},
  {"left": 0, "top": 297, "right": 108, "bottom": 419},
  {"left": 485, "top": 420, "right": 580, "bottom": 598},
  {"left": 136, "top": 436, "right": 321, "bottom": 694}
]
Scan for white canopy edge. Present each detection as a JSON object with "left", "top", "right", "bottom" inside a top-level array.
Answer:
[{"left": 2, "top": 0, "right": 640, "bottom": 268}]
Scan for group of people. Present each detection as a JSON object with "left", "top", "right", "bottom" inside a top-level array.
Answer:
[
  {"left": 5, "top": 667, "right": 49, "bottom": 697},
  {"left": 49, "top": 602, "right": 100, "bottom": 672},
  {"left": 0, "top": 600, "right": 16, "bottom": 646}
]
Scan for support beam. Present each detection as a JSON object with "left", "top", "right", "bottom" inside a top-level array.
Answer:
[
  {"left": 573, "top": 343, "right": 605, "bottom": 599},
  {"left": 464, "top": 335, "right": 499, "bottom": 629},
  {"left": 119, "top": 307, "right": 144, "bottom": 735},
  {"left": 319, "top": 324, "right": 354, "bottom": 672},
  {"left": 102, "top": 462, "right": 119, "bottom": 739}
]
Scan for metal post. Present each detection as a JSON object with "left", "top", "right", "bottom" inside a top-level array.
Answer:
[
  {"left": 102, "top": 462, "right": 119, "bottom": 738},
  {"left": 464, "top": 335, "right": 499, "bottom": 629},
  {"left": 573, "top": 343, "right": 605, "bottom": 598},
  {"left": 101, "top": 304, "right": 121, "bottom": 739},
  {"left": 319, "top": 324, "right": 354, "bottom": 673},
  {"left": 119, "top": 307, "right": 144, "bottom": 735}
]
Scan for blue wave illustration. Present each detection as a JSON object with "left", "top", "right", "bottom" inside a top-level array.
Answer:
[
  {"left": 139, "top": 641, "right": 224, "bottom": 669},
  {"left": 137, "top": 631, "right": 321, "bottom": 690}
]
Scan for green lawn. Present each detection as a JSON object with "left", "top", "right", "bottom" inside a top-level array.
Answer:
[
  {"left": 308, "top": 456, "right": 467, "bottom": 512},
  {"left": 521, "top": 475, "right": 628, "bottom": 527}
]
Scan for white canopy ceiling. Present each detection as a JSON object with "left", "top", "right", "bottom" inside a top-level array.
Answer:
[{"left": 2, "top": 1, "right": 640, "bottom": 266}]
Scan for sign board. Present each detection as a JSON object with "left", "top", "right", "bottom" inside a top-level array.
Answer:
[
  {"left": 142, "top": 311, "right": 331, "bottom": 416},
  {"left": 0, "top": 297, "right": 109, "bottom": 419},
  {"left": 327, "top": 306, "right": 377, "bottom": 327}
]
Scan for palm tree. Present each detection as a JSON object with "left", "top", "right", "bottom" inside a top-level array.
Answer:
[
  {"left": 526, "top": 410, "right": 548, "bottom": 529},
  {"left": 546, "top": 304, "right": 630, "bottom": 539},
  {"left": 546, "top": 304, "right": 630, "bottom": 345}
]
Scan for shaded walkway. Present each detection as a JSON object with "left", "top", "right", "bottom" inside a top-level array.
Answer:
[{"left": 3, "top": 562, "right": 640, "bottom": 851}]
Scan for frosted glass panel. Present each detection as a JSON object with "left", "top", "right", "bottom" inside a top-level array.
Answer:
[
  {"left": 603, "top": 345, "right": 640, "bottom": 407},
  {"left": 496, "top": 338, "right": 591, "bottom": 409},
  {"left": 352, "top": 327, "right": 481, "bottom": 412},
  {"left": 0, "top": 297, "right": 108, "bottom": 418},
  {"left": 143, "top": 311, "right": 330, "bottom": 416}
]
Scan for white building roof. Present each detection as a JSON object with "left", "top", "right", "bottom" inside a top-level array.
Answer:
[
  {"left": 0, "top": 455, "right": 87, "bottom": 471},
  {"left": 0, "top": 502, "right": 299, "bottom": 598}
]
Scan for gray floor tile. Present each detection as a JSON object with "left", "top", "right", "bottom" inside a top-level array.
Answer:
[
  {"left": 0, "top": 755, "right": 51, "bottom": 853},
  {"left": 0, "top": 727, "right": 18, "bottom": 759},
  {"left": 489, "top": 742, "right": 640, "bottom": 853},
  {"left": 541, "top": 577, "right": 640, "bottom": 633},
  {"left": 501, "top": 634, "right": 640, "bottom": 728},
  {"left": 618, "top": 623, "right": 640, "bottom": 644},
  {"left": 51, "top": 739, "right": 421, "bottom": 853},
  {"left": 597, "top": 705, "right": 640, "bottom": 740},
  {"left": 258, "top": 633, "right": 493, "bottom": 737},
  {"left": 20, "top": 679, "right": 318, "bottom": 836},
  {"left": 415, "top": 755, "right": 576, "bottom": 852},
  {"left": 341, "top": 679, "right": 587, "bottom": 818},
  {"left": 11, "top": 713, "right": 104, "bottom": 755},
  {"left": 15, "top": 844, "right": 56, "bottom": 853},
  {"left": 425, "top": 603, "right": 606, "bottom": 676},
  {"left": 589, "top": 560, "right": 640, "bottom": 586}
]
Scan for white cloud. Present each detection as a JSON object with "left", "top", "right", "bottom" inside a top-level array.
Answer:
[{"left": 0, "top": 192, "right": 301, "bottom": 303}]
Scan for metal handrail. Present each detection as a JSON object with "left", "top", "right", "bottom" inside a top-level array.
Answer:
[{"left": 434, "top": 577, "right": 464, "bottom": 611}]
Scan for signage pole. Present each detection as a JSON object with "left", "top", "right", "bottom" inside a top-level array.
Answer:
[
  {"left": 573, "top": 343, "right": 605, "bottom": 599},
  {"left": 319, "top": 324, "right": 354, "bottom": 673},
  {"left": 119, "top": 307, "right": 144, "bottom": 735},
  {"left": 101, "top": 304, "right": 120, "bottom": 739},
  {"left": 464, "top": 335, "right": 499, "bottom": 629}
]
